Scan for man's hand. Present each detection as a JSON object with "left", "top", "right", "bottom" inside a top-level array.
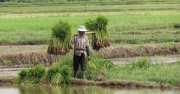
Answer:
[{"left": 88, "top": 56, "right": 90, "bottom": 61}]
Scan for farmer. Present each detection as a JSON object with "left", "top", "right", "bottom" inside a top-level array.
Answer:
[{"left": 73, "top": 25, "right": 90, "bottom": 80}]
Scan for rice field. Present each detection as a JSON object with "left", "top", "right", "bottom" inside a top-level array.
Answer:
[{"left": 0, "top": 2, "right": 180, "bottom": 45}]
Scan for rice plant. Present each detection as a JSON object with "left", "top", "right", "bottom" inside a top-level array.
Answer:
[
  {"left": 15, "top": 64, "right": 46, "bottom": 84},
  {"left": 85, "top": 15, "right": 110, "bottom": 50},
  {"left": 60, "top": 65, "right": 72, "bottom": 84},
  {"left": 47, "top": 20, "right": 72, "bottom": 55}
]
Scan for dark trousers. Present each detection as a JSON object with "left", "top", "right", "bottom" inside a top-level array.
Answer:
[{"left": 73, "top": 53, "right": 86, "bottom": 73}]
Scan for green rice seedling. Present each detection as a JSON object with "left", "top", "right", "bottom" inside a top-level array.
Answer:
[
  {"left": 27, "top": 64, "right": 46, "bottom": 79},
  {"left": 85, "top": 15, "right": 110, "bottom": 50},
  {"left": 15, "top": 64, "right": 46, "bottom": 84},
  {"left": 51, "top": 73, "right": 62, "bottom": 85},
  {"left": 47, "top": 20, "right": 72, "bottom": 55},
  {"left": 26, "top": 64, "right": 46, "bottom": 84},
  {"left": 86, "top": 53, "right": 116, "bottom": 80},
  {"left": 18, "top": 69, "right": 28, "bottom": 80},
  {"left": 45, "top": 65, "right": 61, "bottom": 82},
  {"left": 14, "top": 68, "right": 29, "bottom": 84},
  {"left": 58, "top": 52, "right": 73, "bottom": 67},
  {"left": 130, "top": 58, "right": 150, "bottom": 70},
  {"left": 60, "top": 65, "right": 72, "bottom": 84}
]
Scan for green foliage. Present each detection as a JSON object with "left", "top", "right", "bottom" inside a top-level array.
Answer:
[
  {"left": 52, "top": 20, "right": 71, "bottom": 43},
  {"left": 85, "top": 54, "right": 116, "bottom": 80},
  {"left": 27, "top": 64, "right": 46, "bottom": 79},
  {"left": 148, "top": 77, "right": 179, "bottom": 85},
  {"left": 15, "top": 64, "right": 46, "bottom": 84},
  {"left": 18, "top": 69, "right": 28, "bottom": 80},
  {"left": 117, "top": 60, "right": 180, "bottom": 85},
  {"left": 51, "top": 73, "right": 62, "bottom": 84},
  {"left": 60, "top": 65, "right": 72, "bottom": 84},
  {"left": 48, "top": 20, "right": 72, "bottom": 55},
  {"left": 45, "top": 65, "right": 61, "bottom": 82},
  {"left": 85, "top": 15, "right": 110, "bottom": 50},
  {"left": 130, "top": 58, "right": 150, "bottom": 70},
  {"left": 85, "top": 15, "right": 109, "bottom": 41}
]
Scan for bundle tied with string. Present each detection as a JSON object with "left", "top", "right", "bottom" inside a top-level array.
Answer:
[
  {"left": 85, "top": 16, "right": 110, "bottom": 50},
  {"left": 47, "top": 20, "right": 72, "bottom": 55}
]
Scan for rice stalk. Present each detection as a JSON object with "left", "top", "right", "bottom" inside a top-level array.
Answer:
[
  {"left": 47, "top": 20, "right": 72, "bottom": 55},
  {"left": 85, "top": 15, "right": 110, "bottom": 50}
]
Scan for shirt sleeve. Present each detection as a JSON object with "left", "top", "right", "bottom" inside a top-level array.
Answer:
[
  {"left": 85, "top": 36, "right": 89, "bottom": 46},
  {"left": 86, "top": 46, "right": 90, "bottom": 56}
]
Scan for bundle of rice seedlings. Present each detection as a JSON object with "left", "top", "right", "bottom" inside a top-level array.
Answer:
[
  {"left": 45, "top": 65, "right": 61, "bottom": 82},
  {"left": 15, "top": 64, "right": 46, "bottom": 84},
  {"left": 60, "top": 65, "right": 72, "bottom": 84},
  {"left": 85, "top": 15, "right": 110, "bottom": 50},
  {"left": 47, "top": 20, "right": 72, "bottom": 55},
  {"left": 51, "top": 73, "right": 62, "bottom": 85}
]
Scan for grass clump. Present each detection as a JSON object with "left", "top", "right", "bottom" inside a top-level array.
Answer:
[
  {"left": 15, "top": 64, "right": 46, "bottom": 84},
  {"left": 85, "top": 15, "right": 110, "bottom": 50},
  {"left": 47, "top": 20, "right": 72, "bottom": 55},
  {"left": 43, "top": 64, "right": 72, "bottom": 85},
  {"left": 130, "top": 58, "right": 151, "bottom": 70},
  {"left": 15, "top": 53, "right": 73, "bottom": 85}
]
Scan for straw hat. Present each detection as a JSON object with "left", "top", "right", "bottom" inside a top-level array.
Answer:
[{"left": 77, "top": 25, "right": 87, "bottom": 32}]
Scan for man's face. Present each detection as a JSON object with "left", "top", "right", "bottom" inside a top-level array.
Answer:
[{"left": 79, "top": 31, "right": 85, "bottom": 36}]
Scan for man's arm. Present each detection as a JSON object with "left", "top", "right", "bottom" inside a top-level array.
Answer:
[
  {"left": 86, "top": 46, "right": 90, "bottom": 61},
  {"left": 86, "top": 46, "right": 90, "bottom": 56}
]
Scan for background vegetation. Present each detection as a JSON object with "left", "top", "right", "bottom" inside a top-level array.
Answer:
[{"left": 0, "top": 10, "right": 180, "bottom": 45}]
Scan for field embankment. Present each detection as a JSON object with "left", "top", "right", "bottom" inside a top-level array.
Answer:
[{"left": 0, "top": 43, "right": 180, "bottom": 68}]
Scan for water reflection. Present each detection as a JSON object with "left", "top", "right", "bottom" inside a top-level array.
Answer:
[{"left": 0, "top": 85, "right": 180, "bottom": 94}]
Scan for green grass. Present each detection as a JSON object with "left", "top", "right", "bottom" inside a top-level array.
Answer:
[{"left": 0, "top": 2, "right": 180, "bottom": 45}]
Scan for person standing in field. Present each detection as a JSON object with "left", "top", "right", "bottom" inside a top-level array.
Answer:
[{"left": 73, "top": 25, "right": 90, "bottom": 80}]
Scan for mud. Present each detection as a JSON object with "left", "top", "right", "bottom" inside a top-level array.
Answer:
[{"left": 97, "top": 43, "right": 180, "bottom": 59}]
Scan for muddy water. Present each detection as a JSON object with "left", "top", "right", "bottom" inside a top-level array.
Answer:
[{"left": 0, "top": 85, "right": 180, "bottom": 94}]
